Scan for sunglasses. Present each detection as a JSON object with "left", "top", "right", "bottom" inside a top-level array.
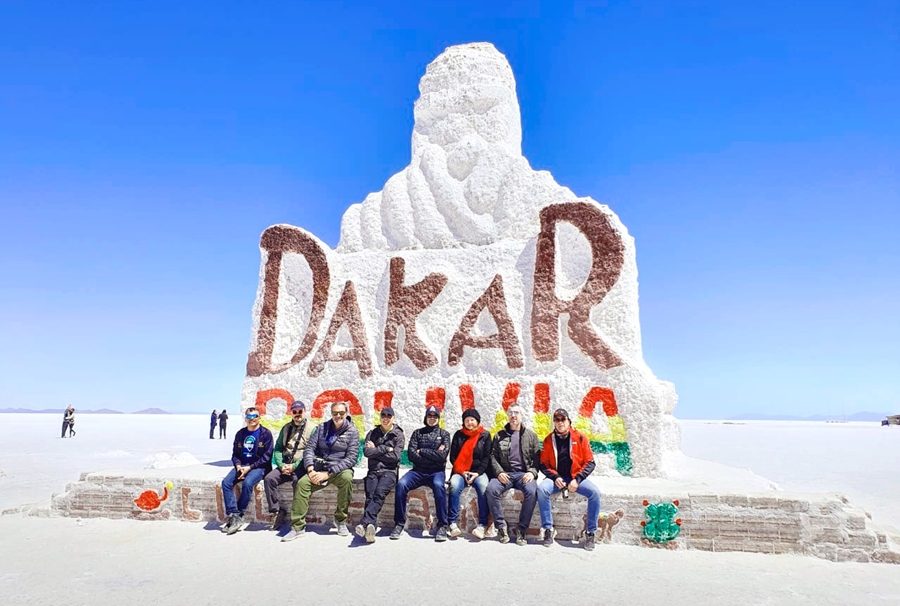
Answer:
[
  {"left": 380, "top": 413, "right": 393, "bottom": 418},
  {"left": 553, "top": 417, "right": 568, "bottom": 422},
  {"left": 507, "top": 411, "right": 522, "bottom": 416},
  {"left": 426, "top": 414, "right": 439, "bottom": 418},
  {"left": 332, "top": 411, "right": 347, "bottom": 417},
  {"left": 245, "top": 413, "right": 260, "bottom": 420},
  {"left": 291, "top": 409, "right": 305, "bottom": 414}
]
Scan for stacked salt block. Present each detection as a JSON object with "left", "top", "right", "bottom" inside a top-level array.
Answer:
[{"left": 241, "top": 42, "right": 679, "bottom": 478}]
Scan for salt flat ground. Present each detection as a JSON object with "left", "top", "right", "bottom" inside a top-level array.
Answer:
[{"left": 1, "top": 414, "right": 899, "bottom": 605}]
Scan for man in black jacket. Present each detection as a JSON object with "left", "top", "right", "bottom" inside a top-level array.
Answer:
[
  {"left": 282, "top": 401, "right": 360, "bottom": 542},
  {"left": 390, "top": 405, "right": 451, "bottom": 542},
  {"left": 355, "top": 406, "right": 405, "bottom": 543}
]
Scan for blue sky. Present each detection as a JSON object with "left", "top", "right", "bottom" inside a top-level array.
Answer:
[{"left": 1, "top": 0, "right": 897, "bottom": 417}]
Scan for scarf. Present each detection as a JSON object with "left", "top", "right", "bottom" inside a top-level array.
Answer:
[{"left": 452, "top": 426, "right": 484, "bottom": 475}]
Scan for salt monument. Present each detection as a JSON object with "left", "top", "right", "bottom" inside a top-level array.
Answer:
[{"left": 241, "top": 42, "right": 680, "bottom": 477}]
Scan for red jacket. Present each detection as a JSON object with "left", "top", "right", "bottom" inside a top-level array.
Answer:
[{"left": 540, "top": 428, "right": 595, "bottom": 481}]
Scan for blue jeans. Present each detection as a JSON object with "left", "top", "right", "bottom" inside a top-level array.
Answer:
[
  {"left": 537, "top": 477, "right": 602, "bottom": 532},
  {"left": 394, "top": 470, "right": 448, "bottom": 527},
  {"left": 447, "top": 473, "right": 489, "bottom": 526},
  {"left": 486, "top": 472, "right": 538, "bottom": 531},
  {"left": 222, "top": 467, "right": 266, "bottom": 517}
]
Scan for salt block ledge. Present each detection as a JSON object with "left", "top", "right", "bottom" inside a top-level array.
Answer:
[{"left": 28, "top": 460, "right": 900, "bottom": 565}]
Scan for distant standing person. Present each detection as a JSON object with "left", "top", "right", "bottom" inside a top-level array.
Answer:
[
  {"left": 209, "top": 409, "right": 218, "bottom": 439},
  {"left": 61, "top": 406, "right": 74, "bottom": 438},
  {"left": 66, "top": 407, "right": 76, "bottom": 437},
  {"left": 218, "top": 409, "right": 228, "bottom": 439}
]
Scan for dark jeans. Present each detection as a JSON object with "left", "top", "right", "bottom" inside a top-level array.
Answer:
[
  {"left": 61, "top": 421, "right": 70, "bottom": 438},
  {"left": 221, "top": 467, "right": 265, "bottom": 517},
  {"left": 486, "top": 472, "right": 538, "bottom": 531},
  {"left": 219, "top": 425, "right": 226, "bottom": 439},
  {"left": 209, "top": 423, "right": 216, "bottom": 439},
  {"left": 393, "top": 469, "right": 448, "bottom": 528},
  {"left": 263, "top": 467, "right": 302, "bottom": 513},
  {"left": 361, "top": 470, "right": 397, "bottom": 526}
]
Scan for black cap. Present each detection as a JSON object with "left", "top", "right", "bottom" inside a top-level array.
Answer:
[
  {"left": 380, "top": 406, "right": 395, "bottom": 417},
  {"left": 290, "top": 400, "right": 306, "bottom": 411},
  {"left": 462, "top": 408, "right": 481, "bottom": 424},
  {"left": 552, "top": 408, "right": 570, "bottom": 420}
]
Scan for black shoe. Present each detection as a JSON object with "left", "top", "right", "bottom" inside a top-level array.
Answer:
[
  {"left": 270, "top": 510, "right": 287, "bottom": 531},
  {"left": 390, "top": 524, "right": 405, "bottom": 540},
  {"left": 434, "top": 526, "right": 448, "bottom": 542},
  {"left": 497, "top": 523, "right": 509, "bottom": 544},
  {"left": 516, "top": 528, "right": 528, "bottom": 546},
  {"left": 584, "top": 531, "right": 596, "bottom": 551},
  {"left": 542, "top": 527, "right": 556, "bottom": 548}
]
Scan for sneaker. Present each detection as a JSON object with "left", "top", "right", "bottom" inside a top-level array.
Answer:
[
  {"left": 270, "top": 510, "right": 287, "bottom": 531},
  {"left": 472, "top": 524, "right": 486, "bottom": 540},
  {"left": 542, "top": 527, "right": 557, "bottom": 548},
  {"left": 448, "top": 523, "right": 462, "bottom": 538},
  {"left": 225, "top": 514, "right": 245, "bottom": 535},
  {"left": 355, "top": 524, "right": 366, "bottom": 538},
  {"left": 434, "top": 526, "right": 449, "bottom": 542},
  {"left": 220, "top": 514, "right": 234, "bottom": 532},
  {"left": 584, "top": 531, "right": 596, "bottom": 551},
  {"left": 281, "top": 528, "right": 306, "bottom": 542},
  {"left": 497, "top": 523, "right": 509, "bottom": 544},
  {"left": 389, "top": 524, "right": 405, "bottom": 540},
  {"left": 515, "top": 528, "right": 528, "bottom": 546},
  {"left": 365, "top": 523, "right": 376, "bottom": 543},
  {"left": 336, "top": 522, "right": 350, "bottom": 537}
]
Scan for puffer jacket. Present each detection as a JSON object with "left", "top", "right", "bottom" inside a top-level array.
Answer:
[
  {"left": 408, "top": 424, "right": 451, "bottom": 474},
  {"left": 303, "top": 419, "right": 360, "bottom": 476},
  {"left": 490, "top": 423, "right": 541, "bottom": 478},
  {"left": 363, "top": 424, "right": 405, "bottom": 474},
  {"left": 449, "top": 429, "right": 492, "bottom": 475}
]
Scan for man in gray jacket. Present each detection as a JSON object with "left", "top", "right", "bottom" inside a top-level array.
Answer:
[
  {"left": 485, "top": 403, "right": 542, "bottom": 545},
  {"left": 355, "top": 406, "right": 405, "bottom": 543},
  {"left": 282, "top": 401, "right": 360, "bottom": 541}
]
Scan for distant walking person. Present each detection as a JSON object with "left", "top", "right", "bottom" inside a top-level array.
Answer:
[
  {"left": 66, "top": 407, "right": 76, "bottom": 437},
  {"left": 210, "top": 409, "right": 218, "bottom": 439},
  {"left": 61, "top": 406, "right": 74, "bottom": 438},
  {"left": 218, "top": 409, "right": 228, "bottom": 439}
]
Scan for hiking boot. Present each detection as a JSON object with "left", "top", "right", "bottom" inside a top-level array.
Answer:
[
  {"left": 515, "top": 528, "right": 528, "bottom": 546},
  {"left": 389, "top": 524, "right": 405, "bottom": 540},
  {"left": 542, "top": 527, "right": 557, "bottom": 548},
  {"left": 355, "top": 524, "right": 366, "bottom": 538},
  {"left": 220, "top": 514, "right": 237, "bottom": 532},
  {"left": 472, "top": 524, "right": 486, "bottom": 540},
  {"left": 584, "top": 531, "right": 596, "bottom": 551},
  {"left": 365, "top": 523, "right": 377, "bottom": 543},
  {"left": 225, "top": 514, "right": 245, "bottom": 535},
  {"left": 496, "top": 523, "right": 509, "bottom": 544},
  {"left": 448, "top": 523, "right": 462, "bottom": 538},
  {"left": 281, "top": 528, "right": 306, "bottom": 542},
  {"left": 336, "top": 522, "right": 349, "bottom": 537},
  {"left": 270, "top": 510, "right": 287, "bottom": 531},
  {"left": 434, "top": 526, "right": 449, "bottom": 542}
]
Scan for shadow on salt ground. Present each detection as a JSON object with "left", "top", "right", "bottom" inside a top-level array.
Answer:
[{"left": 203, "top": 460, "right": 233, "bottom": 467}]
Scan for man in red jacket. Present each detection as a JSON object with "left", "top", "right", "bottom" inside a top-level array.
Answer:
[{"left": 537, "top": 408, "right": 602, "bottom": 551}]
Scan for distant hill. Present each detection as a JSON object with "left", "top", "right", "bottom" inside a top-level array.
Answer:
[
  {"left": 133, "top": 408, "right": 172, "bottom": 415},
  {"left": 728, "top": 411, "right": 891, "bottom": 422}
]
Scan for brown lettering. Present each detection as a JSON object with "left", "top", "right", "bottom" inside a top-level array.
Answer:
[
  {"left": 308, "top": 281, "right": 373, "bottom": 378},
  {"left": 448, "top": 274, "right": 523, "bottom": 368},
  {"left": 531, "top": 202, "right": 624, "bottom": 370},
  {"left": 383, "top": 257, "right": 448, "bottom": 370}
]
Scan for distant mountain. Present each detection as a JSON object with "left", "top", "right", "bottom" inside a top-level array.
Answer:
[
  {"left": 133, "top": 408, "right": 172, "bottom": 415},
  {"left": 728, "top": 411, "right": 892, "bottom": 422}
]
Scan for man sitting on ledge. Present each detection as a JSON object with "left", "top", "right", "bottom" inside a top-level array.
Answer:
[
  {"left": 282, "top": 401, "right": 359, "bottom": 542},
  {"left": 221, "top": 406, "right": 274, "bottom": 535},
  {"left": 536, "top": 407, "right": 602, "bottom": 551}
]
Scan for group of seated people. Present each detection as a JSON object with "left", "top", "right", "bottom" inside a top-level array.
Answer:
[{"left": 219, "top": 399, "right": 603, "bottom": 550}]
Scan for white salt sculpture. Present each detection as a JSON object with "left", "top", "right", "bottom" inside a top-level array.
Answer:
[{"left": 241, "top": 42, "right": 680, "bottom": 477}]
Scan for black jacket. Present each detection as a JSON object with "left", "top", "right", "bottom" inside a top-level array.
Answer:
[
  {"left": 363, "top": 424, "right": 405, "bottom": 474},
  {"left": 490, "top": 424, "right": 541, "bottom": 478},
  {"left": 408, "top": 424, "right": 450, "bottom": 474},
  {"left": 303, "top": 419, "right": 360, "bottom": 476},
  {"left": 449, "top": 429, "right": 492, "bottom": 476}
]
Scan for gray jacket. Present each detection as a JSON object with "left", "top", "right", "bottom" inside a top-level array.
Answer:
[
  {"left": 303, "top": 419, "right": 360, "bottom": 476},
  {"left": 490, "top": 424, "right": 541, "bottom": 478}
]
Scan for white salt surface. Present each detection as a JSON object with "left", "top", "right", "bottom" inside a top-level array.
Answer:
[{"left": 2, "top": 414, "right": 900, "bottom": 605}]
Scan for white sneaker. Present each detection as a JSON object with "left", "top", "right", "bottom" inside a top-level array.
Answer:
[
  {"left": 472, "top": 524, "right": 486, "bottom": 540},
  {"left": 448, "top": 523, "right": 462, "bottom": 538}
]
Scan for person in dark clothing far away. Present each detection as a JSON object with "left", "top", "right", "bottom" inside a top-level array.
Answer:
[
  {"left": 264, "top": 400, "right": 314, "bottom": 531},
  {"left": 66, "top": 407, "right": 76, "bottom": 437},
  {"left": 61, "top": 406, "right": 74, "bottom": 438},
  {"left": 209, "top": 409, "right": 218, "bottom": 439},
  {"left": 485, "top": 403, "right": 542, "bottom": 545},
  {"left": 355, "top": 406, "right": 405, "bottom": 543},
  {"left": 447, "top": 408, "right": 491, "bottom": 539},
  {"left": 537, "top": 408, "right": 602, "bottom": 551},
  {"left": 218, "top": 409, "right": 228, "bottom": 439},
  {"left": 390, "top": 405, "right": 451, "bottom": 542},
  {"left": 221, "top": 406, "right": 274, "bottom": 535},
  {"left": 282, "top": 401, "right": 360, "bottom": 542}
]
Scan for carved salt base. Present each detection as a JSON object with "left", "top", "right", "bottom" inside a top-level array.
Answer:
[{"left": 42, "top": 466, "right": 900, "bottom": 564}]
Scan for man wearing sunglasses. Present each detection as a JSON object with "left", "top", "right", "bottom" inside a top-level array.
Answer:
[
  {"left": 263, "top": 400, "right": 314, "bottom": 531},
  {"left": 390, "top": 404, "right": 451, "bottom": 542},
  {"left": 221, "top": 406, "right": 274, "bottom": 535},
  {"left": 537, "top": 408, "right": 602, "bottom": 551},
  {"left": 282, "top": 401, "right": 360, "bottom": 541},
  {"left": 355, "top": 406, "right": 405, "bottom": 543}
]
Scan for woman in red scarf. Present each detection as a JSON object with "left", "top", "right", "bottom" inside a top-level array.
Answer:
[{"left": 447, "top": 408, "right": 492, "bottom": 539}]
